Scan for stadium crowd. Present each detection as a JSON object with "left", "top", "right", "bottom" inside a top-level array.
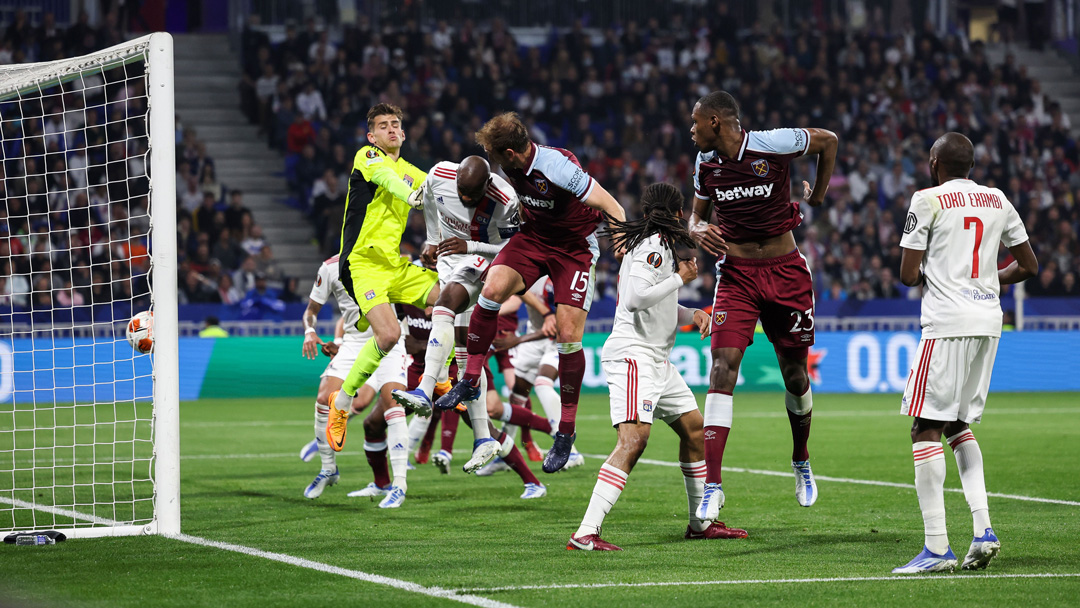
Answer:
[
  {"left": 0, "top": 10, "right": 293, "bottom": 319},
  {"left": 242, "top": 12, "right": 1079, "bottom": 302}
]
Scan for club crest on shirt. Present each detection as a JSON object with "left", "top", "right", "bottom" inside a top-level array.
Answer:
[
  {"left": 647, "top": 252, "right": 663, "bottom": 268},
  {"left": 365, "top": 290, "right": 376, "bottom": 300},
  {"left": 403, "top": 174, "right": 415, "bottom": 187},
  {"left": 534, "top": 178, "right": 548, "bottom": 194},
  {"left": 904, "top": 212, "right": 918, "bottom": 234},
  {"left": 714, "top": 311, "right": 727, "bottom": 326},
  {"left": 751, "top": 158, "right": 769, "bottom": 177},
  {"left": 642, "top": 400, "right": 653, "bottom": 412}
]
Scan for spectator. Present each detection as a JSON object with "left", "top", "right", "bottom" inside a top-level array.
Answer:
[{"left": 239, "top": 273, "right": 286, "bottom": 320}]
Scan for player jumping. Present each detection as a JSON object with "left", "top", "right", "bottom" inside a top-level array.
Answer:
[
  {"left": 391, "top": 155, "right": 520, "bottom": 473},
  {"left": 688, "top": 90, "right": 838, "bottom": 522},
  {"left": 892, "top": 133, "right": 1038, "bottom": 574},
  {"left": 327, "top": 104, "right": 440, "bottom": 463},
  {"left": 437, "top": 112, "right": 626, "bottom": 474},
  {"left": 299, "top": 256, "right": 411, "bottom": 508},
  {"left": 569, "top": 183, "right": 747, "bottom": 551}
]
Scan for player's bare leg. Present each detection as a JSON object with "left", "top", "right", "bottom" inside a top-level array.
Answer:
[
  {"left": 943, "top": 420, "right": 999, "bottom": 570},
  {"left": 568, "top": 422, "right": 651, "bottom": 551},
  {"left": 668, "top": 411, "right": 747, "bottom": 539},
  {"left": 394, "top": 283, "right": 469, "bottom": 412},
  {"left": 329, "top": 303, "right": 407, "bottom": 450},
  {"left": 894, "top": 417, "right": 958, "bottom": 573},
  {"left": 778, "top": 351, "right": 817, "bottom": 507},
  {"left": 699, "top": 347, "right": 741, "bottom": 520}
]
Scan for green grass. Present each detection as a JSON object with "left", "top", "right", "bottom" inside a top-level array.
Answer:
[{"left": 2, "top": 392, "right": 1080, "bottom": 607}]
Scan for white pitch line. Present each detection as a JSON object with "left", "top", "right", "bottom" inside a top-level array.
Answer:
[
  {"left": 583, "top": 455, "right": 1080, "bottom": 507},
  {"left": 0, "top": 497, "right": 519, "bottom": 608},
  {"left": 454, "top": 572, "right": 1080, "bottom": 594}
]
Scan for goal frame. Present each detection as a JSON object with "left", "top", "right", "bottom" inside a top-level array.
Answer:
[{"left": 0, "top": 32, "right": 180, "bottom": 538}]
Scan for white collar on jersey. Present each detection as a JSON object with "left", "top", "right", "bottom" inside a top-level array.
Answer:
[
  {"left": 736, "top": 130, "right": 749, "bottom": 162},
  {"left": 523, "top": 142, "right": 540, "bottom": 176}
]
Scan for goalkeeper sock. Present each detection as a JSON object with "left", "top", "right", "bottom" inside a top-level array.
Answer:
[
  {"left": 576, "top": 464, "right": 628, "bottom": 538},
  {"left": 314, "top": 402, "right": 336, "bottom": 470},
  {"left": 440, "top": 409, "right": 459, "bottom": 453},
  {"left": 681, "top": 461, "right": 708, "bottom": 532},
  {"left": 364, "top": 433, "right": 390, "bottom": 488},
  {"left": 340, "top": 337, "right": 388, "bottom": 399},
  {"left": 384, "top": 407, "right": 409, "bottom": 491},
  {"left": 948, "top": 429, "right": 992, "bottom": 536},
  {"left": 419, "top": 307, "right": 456, "bottom": 398},
  {"left": 407, "top": 414, "right": 431, "bottom": 454},
  {"left": 912, "top": 441, "right": 950, "bottom": 554}
]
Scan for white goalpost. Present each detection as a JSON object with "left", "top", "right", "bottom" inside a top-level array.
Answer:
[{"left": 0, "top": 33, "right": 179, "bottom": 538}]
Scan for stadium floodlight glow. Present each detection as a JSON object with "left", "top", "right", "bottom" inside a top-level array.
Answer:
[{"left": 0, "top": 33, "right": 179, "bottom": 538}]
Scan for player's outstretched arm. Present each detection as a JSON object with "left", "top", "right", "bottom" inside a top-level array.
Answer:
[
  {"left": 999, "top": 241, "right": 1039, "bottom": 285},
  {"left": 302, "top": 299, "right": 325, "bottom": 359},
  {"left": 899, "top": 247, "right": 926, "bottom": 287},
  {"left": 688, "top": 196, "right": 728, "bottom": 256},
  {"left": 584, "top": 182, "right": 626, "bottom": 223},
  {"left": 801, "top": 128, "right": 838, "bottom": 208}
]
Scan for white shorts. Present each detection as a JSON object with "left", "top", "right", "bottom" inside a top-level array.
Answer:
[
  {"left": 901, "top": 336, "right": 999, "bottom": 424},
  {"left": 513, "top": 338, "right": 559, "bottom": 384},
  {"left": 603, "top": 357, "right": 698, "bottom": 426},
  {"left": 437, "top": 253, "right": 492, "bottom": 326},
  {"left": 323, "top": 338, "right": 409, "bottom": 391}
]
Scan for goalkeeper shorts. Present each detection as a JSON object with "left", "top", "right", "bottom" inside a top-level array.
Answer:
[{"left": 341, "top": 245, "right": 439, "bottom": 316}]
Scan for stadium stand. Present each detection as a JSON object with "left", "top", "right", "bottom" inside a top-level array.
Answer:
[{"left": 245, "top": 12, "right": 1079, "bottom": 306}]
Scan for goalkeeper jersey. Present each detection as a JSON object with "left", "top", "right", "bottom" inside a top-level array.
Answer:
[{"left": 340, "top": 144, "right": 427, "bottom": 262}]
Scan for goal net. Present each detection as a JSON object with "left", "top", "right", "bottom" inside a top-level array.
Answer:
[{"left": 0, "top": 33, "right": 179, "bottom": 538}]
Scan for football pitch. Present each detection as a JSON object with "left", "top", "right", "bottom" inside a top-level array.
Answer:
[{"left": 2, "top": 392, "right": 1079, "bottom": 607}]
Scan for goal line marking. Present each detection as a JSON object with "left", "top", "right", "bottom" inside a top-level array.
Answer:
[
  {"left": 583, "top": 454, "right": 1080, "bottom": 507},
  {"left": 453, "top": 572, "right": 1080, "bottom": 594},
  {"left": 0, "top": 497, "right": 519, "bottom": 608}
]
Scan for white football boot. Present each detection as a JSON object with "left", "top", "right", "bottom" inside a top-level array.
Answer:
[
  {"left": 303, "top": 468, "right": 339, "bottom": 499},
  {"left": 792, "top": 460, "right": 818, "bottom": 507}
]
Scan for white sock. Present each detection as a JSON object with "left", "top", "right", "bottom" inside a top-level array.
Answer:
[
  {"left": 534, "top": 377, "right": 561, "bottom": 422},
  {"left": 502, "top": 423, "right": 519, "bottom": 441},
  {"left": 419, "top": 307, "right": 456, "bottom": 397},
  {"left": 912, "top": 441, "right": 949, "bottom": 554},
  {"left": 385, "top": 407, "right": 409, "bottom": 490},
  {"left": 465, "top": 367, "right": 490, "bottom": 441},
  {"left": 575, "top": 463, "right": 628, "bottom": 537},
  {"left": 785, "top": 385, "right": 812, "bottom": 415},
  {"left": 948, "top": 429, "right": 992, "bottom": 536},
  {"left": 681, "top": 460, "right": 708, "bottom": 532},
  {"left": 497, "top": 403, "right": 513, "bottom": 423},
  {"left": 498, "top": 431, "right": 515, "bottom": 458},
  {"left": 315, "top": 402, "right": 335, "bottom": 471},
  {"left": 407, "top": 414, "right": 431, "bottom": 454}
]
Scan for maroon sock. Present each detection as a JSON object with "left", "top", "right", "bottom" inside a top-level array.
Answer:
[
  {"left": 703, "top": 425, "right": 730, "bottom": 485},
  {"left": 464, "top": 305, "right": 499, "bottom": 383},
  {"left": 508, "top": 404, "right": 552, "bottom": 434},
  {"left": 364, "top": 432, "right": 390, "bottom": 488},
  {"left": 557, "top": 348, "right": 585, "bottom": 435},
  {"left": 440, "top": 409, "right": 459, "bottom": 453},
  {"left": 788, "top": 409, "right": 812, "bottom": 462},
  {"left": 420, "top": 410, "right": 440, "bottom": 453},
  {"left": 503, "top": 444, "right": 540, "bottom": 486},
  {"left": 520, "top": 397, "right": 535, "bottom": 445}
]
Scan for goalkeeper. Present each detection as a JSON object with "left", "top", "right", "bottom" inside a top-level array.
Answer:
[{"left": 326, "top": 103, "right": 439, "bottom": 452}]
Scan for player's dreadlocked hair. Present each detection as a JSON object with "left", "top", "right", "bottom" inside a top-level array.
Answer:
[{"left": 607, "top": 183, "right": 697, "bottom": 261}]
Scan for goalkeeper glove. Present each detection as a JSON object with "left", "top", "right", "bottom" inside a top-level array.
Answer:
[{"left": 406, "top": 188, "right": 424, "bottom": 209}]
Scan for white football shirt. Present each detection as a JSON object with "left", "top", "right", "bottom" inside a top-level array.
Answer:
[
  {"left": 524, "top": 276, "right": 554, "bottom": 334},
  {"left": 308, "top": 255, "right": 368, "bottom": 339},
  {"left": 603, "top": 235, "right": 684, "bottom": 363},
  {"left": 900, "top": 178, "right": 1029, "bottom": 338},
  {"left": 422, "top": 160, "right": 519, "bottom": 256}
]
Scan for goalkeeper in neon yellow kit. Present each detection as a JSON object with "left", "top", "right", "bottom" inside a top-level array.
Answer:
[{"left": 326, "top": 103, "right": 439, "bottom": 453}]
